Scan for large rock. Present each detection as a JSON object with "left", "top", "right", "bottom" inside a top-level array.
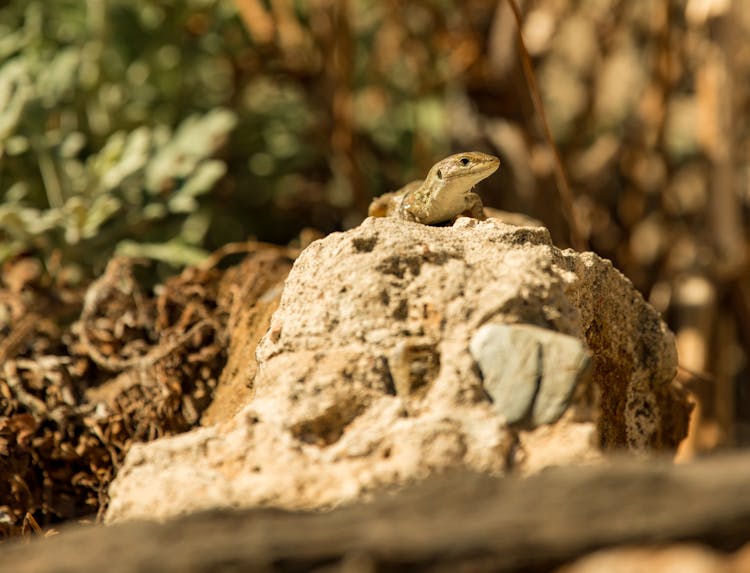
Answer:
[{"left": 105, "top": 216, "right": 689, "bottom": 522}]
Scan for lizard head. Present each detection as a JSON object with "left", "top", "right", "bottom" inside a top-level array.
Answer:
[
  {"left": 398, "top": 151, "right": 500, "bottom": 224},
  {"left": 427, "top": 152, "right": 500, "bottom": 189}
]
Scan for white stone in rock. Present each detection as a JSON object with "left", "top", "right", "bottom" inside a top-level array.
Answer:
[
  {"left": 470, "top": 323, "right": 591, "bottom": 426},
  {"left": 470, "top": 323, "right": 541, "bottom": 424}
]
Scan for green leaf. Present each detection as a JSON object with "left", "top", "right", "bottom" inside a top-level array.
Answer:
[
  {"left": 174, "top": 160, "right": 226, "bottom": 199},
  {"left": 180, "top": 208, "right": 211, "bottom": 244},
  {"left": 35, "top": 47, "right": 80, "bottom": 107},
  {"left": 81, "top": 194, "right": 122, "bottom": 238},
  {"left": 115, "top": 239, "right": 209, "bottom": 267},
  {"left": 94, "top": 127, "right": 152, "bottom": 191},
  {"left": 0, "top": 59, "right": 32, "bottom": 139}
]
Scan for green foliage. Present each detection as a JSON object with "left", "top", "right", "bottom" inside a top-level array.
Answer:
[
  {"left": 0, "top": 105, "right": 237, "bottom": 262},
  {"left": 0, "top": 1, "right": 250, "bottom": 270},
  {"left": 0, "top": 0, "right": 468, "bottom": 274}
]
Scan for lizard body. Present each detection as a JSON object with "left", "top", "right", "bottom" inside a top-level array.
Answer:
[{"left": 368, "top": 152, "right": 500, "bottom": 225}]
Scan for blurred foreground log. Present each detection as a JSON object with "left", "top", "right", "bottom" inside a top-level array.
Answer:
[{"left": 4, "top": 453, "right": 750, "bottom": 572}]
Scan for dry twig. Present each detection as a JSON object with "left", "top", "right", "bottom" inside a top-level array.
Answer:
[{"left": 504, "top": 0, "right": 587, "bottom": 251}]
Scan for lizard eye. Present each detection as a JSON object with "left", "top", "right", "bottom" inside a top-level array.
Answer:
[
  {"left": 437, "top": 169, "right": 443, "bottom": 179},
  {"left": 460, "top": 157, "right": 470, "bottom": 166}
]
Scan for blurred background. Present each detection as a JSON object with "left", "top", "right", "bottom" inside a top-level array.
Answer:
[{"left": 0, "top": 0, "right": 747, "bottom": 454}]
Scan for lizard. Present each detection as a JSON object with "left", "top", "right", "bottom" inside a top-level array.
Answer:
[{"left": 368, "top": 151, "right": 500, "bottom": 225}]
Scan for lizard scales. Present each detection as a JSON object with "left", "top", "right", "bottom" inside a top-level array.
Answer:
[{"left": 368, "top": 151, "right": 500, "bottom": 225}]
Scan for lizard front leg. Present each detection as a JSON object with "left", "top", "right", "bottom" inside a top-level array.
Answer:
[
  {"left": 397, "top": 183, "right": 430, "bottom": 223},
  {"left": 398, "top": 200, "right": 421, "bottom": 223},
  {"left": 459, "top": 192, "right": 487, "bottom": 221}
]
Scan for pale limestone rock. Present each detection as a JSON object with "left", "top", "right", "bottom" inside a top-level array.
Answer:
[
  {"left": 558, "top": 545, "right": 743, "bottom": 573},
  {"left": 517, "top": 415, "right": 600, "bottom": 475},
  {"left": 105, "top": 216, "right": 688, "bottom": 523}
]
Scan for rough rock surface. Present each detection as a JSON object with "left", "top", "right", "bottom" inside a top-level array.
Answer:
[
  {"left": 199, "top": 247, "right": 293, "bottom": 426},
  {"left": 559, "top": 544, "right": 750, "bottom": 573},
  {"left": 105, "top": 216, "right": 689, "bottom": 522}
]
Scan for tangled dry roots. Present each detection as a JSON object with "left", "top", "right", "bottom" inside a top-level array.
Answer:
[{"left": 0, "top": 244, "right": 291, "bottom": 538}]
